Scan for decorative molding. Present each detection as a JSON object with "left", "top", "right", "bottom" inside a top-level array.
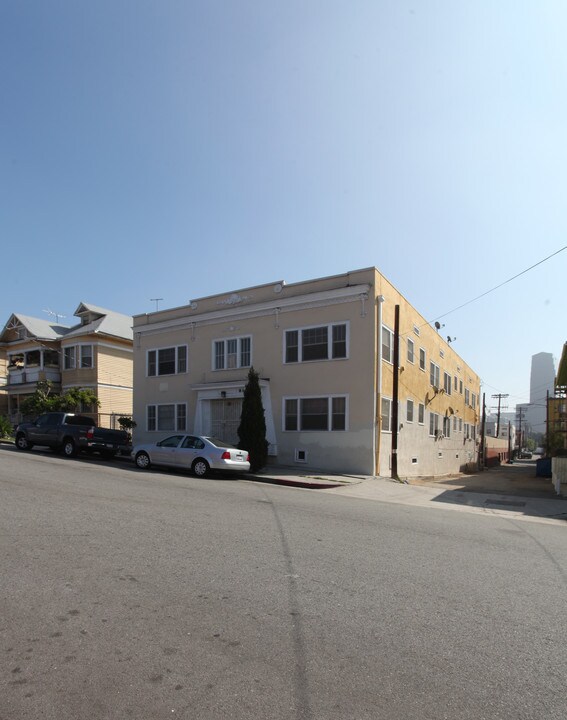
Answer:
[
  {"left": 134, "top": 284, "right": 372, "bottom": 337},
  {"left": 217, "top": 293, "right": 252, "bottom": 307}
]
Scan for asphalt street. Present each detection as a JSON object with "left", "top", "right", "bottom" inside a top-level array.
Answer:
[{"left": 1, "top": 446, "right": 566, "bottom": 720}]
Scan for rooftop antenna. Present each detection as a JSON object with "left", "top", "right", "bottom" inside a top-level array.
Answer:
[
  {"left": 43, "top": 308, "right": 66, "bottom": 323},
  {"left": 150, "top": 298, "right": 163, "bottom": 312}
]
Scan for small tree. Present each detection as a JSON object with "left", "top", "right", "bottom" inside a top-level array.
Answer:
[
  {"left": 118, "top": 416, "right": 137, "bottom": 442},
  {"left": 19, "top": 381, "right": 100, "bottom": 418},
  {"left": 20, "top": 380, "right": 60, "bottom": 417},
  {"left": 237, "top": 366, "right": 268, "bottom": 472},
  {"left": 59, "top": 387, "right": 100, "bottom": 413}
]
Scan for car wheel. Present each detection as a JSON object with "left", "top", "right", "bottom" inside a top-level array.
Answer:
[
  {"left": 192, "top": 458, "right": 210, "bottom": 478},
  {"left": 16, "top": 434, "right": 31, "bottom": 451},
  {"left": 62, "top": 438, "right": 77, "bottom": 458},
  {"left": 135, "top": 451, "right": 151, "bottom": 470}
]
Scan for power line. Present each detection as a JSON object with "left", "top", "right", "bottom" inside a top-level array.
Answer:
[
  {"left": 399, "top": 245, "right": 566, "bottom": 342},
  {"left": 431, "top": 246, "right": 566, "bottom": 323}
]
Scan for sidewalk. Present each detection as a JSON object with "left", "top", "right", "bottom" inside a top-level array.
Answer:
[{"left": 249, "top": 462, "right": 567, "bottom": 526}]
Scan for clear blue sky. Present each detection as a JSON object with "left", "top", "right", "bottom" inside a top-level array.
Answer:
[{"left": 1, "top": 1, "right": 565, "bottom": 410}]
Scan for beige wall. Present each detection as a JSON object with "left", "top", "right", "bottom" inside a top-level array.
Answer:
[
  {"left": 61, "top": 339, "right": 133, "bottom": 419},
  {"left": 133, "top": 267, "right": 481, "bottom": 477}
]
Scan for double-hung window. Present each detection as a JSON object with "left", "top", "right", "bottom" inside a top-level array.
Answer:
[
  {"left": 147, "top": 346, "right": 187, "bottom": 376},
  {"left": 63, "top": 346, "right": 76, "bottom": 370},
  {"left": 80, "top": 345, "right": 93, "bottom": 369},
  {"left": 381, "top": 397, "right": 392, "bottom": 432},
  {"left": 406, "top": 399, "right": 414, "bottom": 423},
  {"left": 429, "top": 412, "right": 440, "bottom": 437},
  {"left": 147, "top": 403, "right": 187, "bottom": 432},
  {"left": 284, "top": 396, "right": 347, "bottom": 431},
  {"left": 284, "top": 323, "right": 348, "bottom": 363},
  {"left": 382, "top": 326, "right": 393, "bottom": 364},
  {"left": 443, "top": 372, "right": 452, "bottom": 395},
  {"left": 213, "top": 336, "right": 252, "bottom": 370},
  {"left": 419, "top": 348, "right": 426, "bottom": 371},
  {"left": 407, "top": 338, "right": 415, "bottom": 364},
  {"left": 430, "top": 362, "right": 440, "bottom": 389}
]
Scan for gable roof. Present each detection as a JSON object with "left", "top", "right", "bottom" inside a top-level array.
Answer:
[
  {"left": 65, "top": 303, "right": 133, "bottom": 341},
  {"left": 0, "top": 313, "right": 71, "bottom": 342}
]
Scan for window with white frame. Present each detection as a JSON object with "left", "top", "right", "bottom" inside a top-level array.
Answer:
[
  {"left": 147, "top": 346, "right": 187, "bottom": 376},
  {"left": 407, "top": 338, "right": 415, "bottom": 364},
  {"left": 406, "top": 399, "right": 414, "bottom": 422},
  {"left": 285, "top": 323, "right": 348, "bottom": 363},
  {"left": 443, "top": 416, "right": 451, "bottom": 438},
  {"left": 465, "top": 388, "right": 470, "bottom": 405},
  {"left": 382, "top": 326, "right": 393, "bottom": 363},
  {"left": 429, "top": 412, "right": 440, "bottom": 437},
  {"left": 381, "top": 397, "right": 392, "bottom": 432},
  {"left": 453, "top": 416, "right": 458, "bottom": 431},
  {"left": 80, "top": 345, "right": 93, "bottom": 369},
  {"left": 418, "top": 403, "right": 425, "bottom": 424},
  {"left": 213, "top": 336, "right": 251, "bottom": 370},
  {"left": 459, "top": 418, "right": 463, "bottom": 432},
  {"left": 63, "top": 346, "right": 76, "bottom": 370},
  {"left": 443, "top": 371, "right": 452, "bottom": 395},
  {"left": 459, "top": 379, "right": 463, "bottom": 394},
  {"left": 430, "top": 361, "right": 440, "bottom": 389},
  {"left": 283, "top": 396, "right": 347, "bottom": 431},
  {"left": 419, "top": 348, "right": 426, "bottom": 371},
  {"left": 147, "top": 403, "right": 187, "bottom": 432},
  {"left": 471, "top": 393, "right": 477, "bottom": 409},
  {"left": 464, "top": 422, "right": 470, "bottom": 439},
  {"left": 413, "top": 325, "right": 420, "bottom": 336}
]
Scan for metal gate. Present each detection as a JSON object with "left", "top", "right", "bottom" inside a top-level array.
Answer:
[{"left": 210, "top": 399, "right": 243, "bottom": 445}]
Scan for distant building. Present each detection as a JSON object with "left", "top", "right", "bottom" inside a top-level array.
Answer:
[
  {"left": 132, "top": 268, "right": 481, "bottom": 478},
  {"left": 0, "top": 303, "right": 133, "bottom": 427},
  {"left": 516, "top": 351, "right": 556, "bottom": 439}
]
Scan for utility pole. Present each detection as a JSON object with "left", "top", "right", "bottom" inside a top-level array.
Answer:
[
  {"left": 479, "top": 393, "right": 486, "bottom": 471},
  {"left": 491, "top": 393, "right": 509, "bottom": 437},
  {"left": 391, "top": 304, "right": 400, "bottom": 481},
  {"left": 516, "top": 407, "right": 525, "bottom": 454}
]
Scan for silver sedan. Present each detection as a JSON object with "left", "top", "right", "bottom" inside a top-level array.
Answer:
[{"left": 132, "top": 435, "right": 250, "bottom": 477}]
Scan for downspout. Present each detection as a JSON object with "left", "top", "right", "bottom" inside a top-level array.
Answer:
[{"left": 375, "top": 295, "right": 385, "bottom": 476}]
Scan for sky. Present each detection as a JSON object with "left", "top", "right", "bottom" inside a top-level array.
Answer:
[{"left": 1, "top": 1, "right": 566, "bottom": 412}]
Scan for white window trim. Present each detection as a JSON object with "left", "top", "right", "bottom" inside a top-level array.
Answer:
[
  {"left": 381, "top": 325, "right": 393, "bottom": 365},
  {"left": 283, "top": 322, "right": 350, "bottom": 364},
  {"left": 212, "top": 335, "right": 252, "bottom": 371},
  {"left": 381, "top": 396, "right": 393, "bottom": 433},
  {"left": 430, "top": 361, "right": 440, "bottom": 389},
  {"left": 407, "top": 338, "right": 415, "bottom": 365},
  {"left": 146, "top": 345, "right": 188, "bottom": 377},
  {"left": 146, "top": 402, "right": 188, "bottom": 432},
  {"left": 419, "top": 347, "right": 426, "bottom": 372},
  {"left": 282, "top": 394, "right": 349, "bottom": 432},
  {"left": 418, "top": 402, "right": 425, "bottom": 425},
  {"left": 406, "top": 399, "right": 414, "bottom": 423}
]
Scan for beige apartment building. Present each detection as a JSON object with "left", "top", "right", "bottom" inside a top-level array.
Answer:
[
  {"left": 132, "top": 268, "right": 481, "bottom": 478},
  {"left": 0, "top": 303, "right": 133, "bottom": 427}
]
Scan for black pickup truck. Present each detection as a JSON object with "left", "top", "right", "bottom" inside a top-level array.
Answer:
[{"left": 15, "top": 412, "right": 130, "bottom": 459}]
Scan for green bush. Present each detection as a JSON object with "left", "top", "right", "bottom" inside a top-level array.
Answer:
[{"left": 0, "top": 416, "right": 14, "bottom": 439}]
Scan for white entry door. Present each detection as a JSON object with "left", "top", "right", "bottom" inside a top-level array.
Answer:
[{"left": 210, "top": 399, "right": 243, "bottom": 445}]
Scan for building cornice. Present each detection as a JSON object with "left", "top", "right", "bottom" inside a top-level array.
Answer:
[{"left": 133, "top": 284, "right": 372, "bottom": 338}]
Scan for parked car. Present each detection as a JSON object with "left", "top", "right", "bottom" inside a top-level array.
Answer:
[
  {"left": 15, "top": 412, "right": 131, "bottom": 458},
  {"left": 518, "top": 450, "right": 533, "bottom": 459},
  {"left": 132, "top": 434, "right": 250, "bottom": 477}
]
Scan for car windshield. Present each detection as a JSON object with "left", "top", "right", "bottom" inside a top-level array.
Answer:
[{"left": 205, "top": 437, "right": 237, "bottom": 449}]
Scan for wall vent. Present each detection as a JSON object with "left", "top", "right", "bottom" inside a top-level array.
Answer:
[{"left": 294, "top": 449, "right": 307, "bottom": 463}]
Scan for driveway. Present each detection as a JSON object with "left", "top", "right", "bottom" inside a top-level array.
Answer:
[{"left": 408, "top": 459, "right": 556, "bottom": 499}]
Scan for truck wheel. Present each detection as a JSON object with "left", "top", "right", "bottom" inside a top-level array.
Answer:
[
  {"left": 16, "top": 434, "right": 32, "bottom": 451},
  {"left": 135, "top": 451, "right": 150, "bottom": 469},
  {"left": 192, "top": 458, "right": 210, "bottom": 478},
  {"left": 62, "top": 438, "right": 77, "bottom": 458}
]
